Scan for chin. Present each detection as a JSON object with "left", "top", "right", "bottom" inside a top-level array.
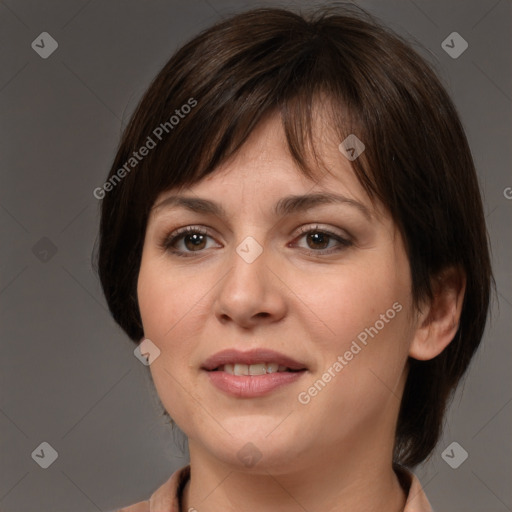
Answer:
[{"left": 200, "top": 427, "right": 306, "bottom": 472}]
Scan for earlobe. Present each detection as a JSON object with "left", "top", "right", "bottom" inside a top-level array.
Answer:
[{"left": 409, "top": 266, "right": 466, "bottom": 361}]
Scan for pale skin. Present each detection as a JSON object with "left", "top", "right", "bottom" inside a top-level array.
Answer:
[{"left": 137, "top": 109, "right": 466, "bottom": 512}]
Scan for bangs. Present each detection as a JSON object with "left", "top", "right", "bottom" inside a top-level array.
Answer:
[
  {"left": 111, "top": 6, "right": 393, "bottom": 218},
  {"left": 132, "top": 42, "right": 372, "bottom": 210}
]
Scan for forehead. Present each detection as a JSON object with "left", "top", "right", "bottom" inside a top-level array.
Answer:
[{"left": 153, "top": 109, "right": 381, "bottom": 219}]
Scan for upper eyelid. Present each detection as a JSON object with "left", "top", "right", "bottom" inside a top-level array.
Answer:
[{"left": 164, "top": 223, "right": 349, "bottom": 239}]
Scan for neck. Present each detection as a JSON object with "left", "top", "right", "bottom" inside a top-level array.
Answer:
[{"left": 181, "top": 440, "right": 407, "bottom": 512}]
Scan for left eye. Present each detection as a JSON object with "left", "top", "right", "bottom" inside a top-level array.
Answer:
[
  {"left": 291, "top": 225, "right": 352, "bottom": 254},
  {"left": 293, "top": 229, "right": 351, "bottom": 252}
]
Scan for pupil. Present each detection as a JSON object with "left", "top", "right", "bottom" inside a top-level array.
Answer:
[
  {"left": 185, "top": 234, "right": 205, "bottom": 250},
  {"left": 308, "top": 232, "right": 328, "bottom": 249}
]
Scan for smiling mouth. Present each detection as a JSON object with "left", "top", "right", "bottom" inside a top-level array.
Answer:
[{"left": 210, "top": 363, "right": 305, "bottom": 376}]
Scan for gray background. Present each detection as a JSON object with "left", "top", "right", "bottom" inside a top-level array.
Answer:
[{"left": 0, "top": 0, "right": 510, "bottom": 511}]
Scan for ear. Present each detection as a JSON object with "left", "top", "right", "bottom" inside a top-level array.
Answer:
[{"left": 409, "top": 266, "right": 466, "bottom": 361}]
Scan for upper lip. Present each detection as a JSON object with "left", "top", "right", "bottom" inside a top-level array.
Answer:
[{"left": 201, "top": 349, "right": 307, "bottom": 371}]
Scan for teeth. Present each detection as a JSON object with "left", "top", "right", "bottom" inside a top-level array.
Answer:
[
  {"left": 234, "top": 363, "right": 249, "bottom": 376},
  {"left": 219, "top": 363, "right": 287, "bottom": 375},
  {"left": 248, "top": 363, "right": 267, "bottom": 375},
  {"left": 266, "top": 363, "right": 280, "bottom": 374},
  {"left": 223, "top": 364, "right": 235, "bottom": 374}
]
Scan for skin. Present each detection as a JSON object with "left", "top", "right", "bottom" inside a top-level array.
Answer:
[{"left": 137, "top": 109, "right": 466, "bottom": 512}]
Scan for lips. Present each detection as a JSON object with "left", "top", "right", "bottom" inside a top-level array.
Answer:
[
  {"left": 201, "top": 348, "right": 307, "bottom": 372},
  {"left": 202, "top": 349, "right": 308, "bottom": 397}
]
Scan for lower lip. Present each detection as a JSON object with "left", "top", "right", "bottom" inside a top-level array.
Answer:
[{"left": 204, "top": 370, "right": 306, "bottom": 398}]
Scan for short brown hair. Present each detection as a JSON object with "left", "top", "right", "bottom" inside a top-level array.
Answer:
[{"left": 96, "top": 3, "right": 493, "bottom": 468}]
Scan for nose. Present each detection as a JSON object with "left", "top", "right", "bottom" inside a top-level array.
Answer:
[{"left": 213, "top": 239, "right": 287, "bottom": 329}]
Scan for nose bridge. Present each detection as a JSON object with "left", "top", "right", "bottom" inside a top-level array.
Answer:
[
  {"left": 214, "top": 233, "right": 284, "bottom": 324},
  {"left": 225, "top": 234, "right": 267, "bottom": 293},
  {"left": 235, "top": 235, "right": 265, "bottom": 266}
]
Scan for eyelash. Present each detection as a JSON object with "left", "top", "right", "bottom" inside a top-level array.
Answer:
[{"left": 159, "top": 224, "right": 353, "bottom": 258}]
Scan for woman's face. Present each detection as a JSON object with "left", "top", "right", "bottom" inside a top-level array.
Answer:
[{"left": 137, "top": 112, "right": 419, "bottom": 473}]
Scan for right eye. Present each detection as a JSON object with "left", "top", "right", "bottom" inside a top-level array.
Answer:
[{"left": 159, "top": 226, "right": 220, "bottom": 257}]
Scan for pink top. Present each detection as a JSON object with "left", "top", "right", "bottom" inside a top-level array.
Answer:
[{"left": 116, "top": 464, "right": 434, "bottom": 512}]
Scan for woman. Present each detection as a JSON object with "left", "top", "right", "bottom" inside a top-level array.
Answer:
[{"left": 97, "top": 4, "right": 492, "bottom": 511}]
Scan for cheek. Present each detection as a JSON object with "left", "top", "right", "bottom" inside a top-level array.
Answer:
[
  {"left": 137, "top": 251, "right": 217, "bottom": 383},
  {"left": 137, "top": 254, "right": 203, "bottom": 426},
  {"left": 312, "top": 257, "right": 409, "bottom": 346},
  {"left": 137, "top": 251, "right": 205, "bottom": 343},
  {"left": 304, "top": 250, "right": 412, "bottom": 402}
]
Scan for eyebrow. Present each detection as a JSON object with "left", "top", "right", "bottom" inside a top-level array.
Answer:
[{"left": 152, "top": 192, "right": 372, "bottom": 221}]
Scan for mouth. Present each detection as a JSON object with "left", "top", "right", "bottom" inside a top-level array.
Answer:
[
  {"left": 201, "top": 348, "right": 308, "bottom": 374},
  {"left": 210, "top": 363, "right": 305, "bottom": 376},
  {"left": 202, "top": 351, "right": 308, "bottom": 398}
]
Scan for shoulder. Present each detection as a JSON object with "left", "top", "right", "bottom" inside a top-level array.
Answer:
[
  {"left": 116, "top": 465, "right": 190, "bottom": 512},
  {"left": 116, "top": 501, "right": 150, "bottom": 512}
]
